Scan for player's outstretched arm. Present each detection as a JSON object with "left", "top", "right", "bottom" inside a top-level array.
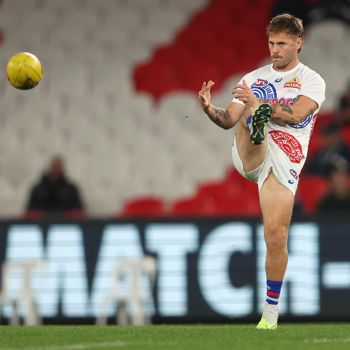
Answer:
[
  {"left": 198, "top": 81, "right": 244, "bottom": 130},
  {"left": 268, "top": 95, "right": 318, "bottom": 125}
]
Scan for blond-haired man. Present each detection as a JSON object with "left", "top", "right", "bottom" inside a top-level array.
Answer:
[{"left": 198, "top": 13, "right": 325, "bottom": 329}]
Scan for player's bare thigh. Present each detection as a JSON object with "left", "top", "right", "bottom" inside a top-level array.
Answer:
[
  {"left": 235, "top": 118, "right": 268, "bottom": 173},
  {"left": 259, "top": 172, "right": 294, "bottom": 233}
]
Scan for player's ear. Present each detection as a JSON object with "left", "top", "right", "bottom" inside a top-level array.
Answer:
[{"left": 296, "top": 37, "right": 303, "bottom": 52}]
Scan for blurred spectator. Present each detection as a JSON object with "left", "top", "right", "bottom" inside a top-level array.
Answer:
[
  {"left": 292, "top": 194, "right": 305, "bottom": 218},
  {"left": 309, "top": 0, "right": 350, "bottom": 24},
  {"left": 273, "top": 0, "right": 350, "bottom": 26},
  {"left": 25, "top": 156, "right": 85, "bottom": 219},
  {"left": 305, "top": 123, "right": 350, "bottom": 176},
  {"left": 272, "top": 0, "right": 313, "bottom": 25},
  {"left": 337, "top": 81, "right": 350, "bottom": 125},
  {"left": 316, "top": 166, "right": 350, "bottom": 215}
]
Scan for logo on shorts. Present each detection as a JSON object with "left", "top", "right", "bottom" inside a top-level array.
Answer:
[
  {"left": 269, "top": 130, "right": 305, "bottom": 164},
  {"left": 288, "top": 169, "right": 298, "bottom": 184},
  {"left": 251, "top": 79, "right": 277, "bottom": 101},
  {"left": 284, "top": 76, "right": 301, "bottom": 90},
  {"left": 290, "top": 169, "right": 299, "bottom": 180}
]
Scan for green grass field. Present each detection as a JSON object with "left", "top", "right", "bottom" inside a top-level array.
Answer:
[{"left": 1, "top": 324, "right": 350, "bottom": 350}]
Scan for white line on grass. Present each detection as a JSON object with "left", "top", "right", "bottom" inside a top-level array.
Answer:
[
  {"left": 3, "top": 340, "right": 178, "bottom": 350},
  {"left": 304, "top": 338, "right": 350, "bottom": 343}
]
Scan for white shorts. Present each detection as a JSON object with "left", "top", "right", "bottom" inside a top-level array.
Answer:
[{"left": 231, "top": 134, "right": 299, "bottom": 196}]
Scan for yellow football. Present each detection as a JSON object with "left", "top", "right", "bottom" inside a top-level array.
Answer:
[{"left": 6, "top": 52, "right": 43, "bottom": 90}]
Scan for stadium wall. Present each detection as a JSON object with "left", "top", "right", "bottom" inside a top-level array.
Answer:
[{"left": 0, "top": 218, "right": 349, "bottom": 324}]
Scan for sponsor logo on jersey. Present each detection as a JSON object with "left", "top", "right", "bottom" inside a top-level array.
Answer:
[
  {"left": 284, "top": 76, "right": 301, "bottom": 90},
  {"left": 275, "top": 78, "right": 283, "bottom": 83},
  {"left": 269, "top": 130, "right": 305, "bottom": 164},
  {"left": 268, "top": 97, "right": 294, "bottom": 105},
  {"left": 251, "top": 79, "right": 277, "bottom": 101},
  {"left": 252, "top": 79, "right": 268, "bottom": 87}
]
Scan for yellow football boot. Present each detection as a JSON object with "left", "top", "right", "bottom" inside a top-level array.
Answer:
[{"left": 256, "top": 315, "right": 277, "bottom": 330}]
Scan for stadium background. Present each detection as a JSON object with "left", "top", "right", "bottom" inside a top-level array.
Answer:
[{"left": 0, "top": 0, "right": 349, "bottom": 324}]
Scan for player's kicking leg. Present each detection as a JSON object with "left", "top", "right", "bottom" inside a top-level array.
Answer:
[
  {"left": 235, "top": 103, "right": 271, "bottom": 174},
  {"left": 256, "top": 172, "right": 294, "bottom": 330}
]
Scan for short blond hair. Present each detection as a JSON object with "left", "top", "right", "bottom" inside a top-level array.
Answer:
[{"left": 267, "top": 13, "right": 304, "bottom": 38}]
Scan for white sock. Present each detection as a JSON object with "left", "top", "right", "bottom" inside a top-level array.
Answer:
[{"left": 263, "top": 302, "right": 279, "bottom": 324}]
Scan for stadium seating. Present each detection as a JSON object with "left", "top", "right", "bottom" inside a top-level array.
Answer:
[
  {"left": 121, "top": 196, "right": 167, "bottom": 218},
  {"left": 297, "top": 175, "right": 329, "bottom": 215},
  {"left": 169, "top": 170, "right": 261, "bottom": 218},
  {"left": 22, "top": 209, "right": 44, "bottom": 221},
  {"left": 0, "top": 0, "right": 348, "bottom": 218},
  {"left": 171, "top": 196, "right": 216, "bottom": 217},
  {"left": 341, "top": 125, "right": 350, "bottom": 150}
]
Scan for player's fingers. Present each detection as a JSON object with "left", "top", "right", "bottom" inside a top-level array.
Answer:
[
  {"left": 243, "top": 80, "right": 248, "bottom": 86},
  {"left": 198, "top": 93, "right": 208, "bottom": 104},
  {"left": 199, "top": 82, "right": 206, "bottom": 93},
  {"left": 232, "top": 84, "right": 244, "bottom": 91},
  {"left": 199, "top": 96, "right": 209, "bottom": 107},
  {"left": 232, "top": 87, "right": 243, "bottom": 95},
  {"left": 235, "top": 94, "right": 247, "bottom": 101},
  {"left": 207, "top": 80, "right": 215, "bottom": 89}
]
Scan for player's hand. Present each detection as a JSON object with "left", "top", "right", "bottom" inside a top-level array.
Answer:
[
  {"left": 232, "top": 80, "right": 258, "bottom": 106},
  {"left": 198, "top": 81, "right": 215, "bottom": 111}
]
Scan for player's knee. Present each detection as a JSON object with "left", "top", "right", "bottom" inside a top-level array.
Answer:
[{"left": 265, "top": 224, "right": 288, "bottom": 252}]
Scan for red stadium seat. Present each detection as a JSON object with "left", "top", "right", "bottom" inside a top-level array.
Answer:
[
  {"left": 121, "top": 196, "right": 167, "bottom": 218},
  {"left": 133, "top": 61, "right": 181, "bottom": 101},
  {"left": 297, "top": 175, "right": 329, "bottom": 215},
  {"left": 224, "top": 167, "right": 243, "bottom": 181},
  {"left": 170, "top": 196, "right": 217, "bottom": 217},
  {"left": 341, "top": 125, "right": 350, "bottom": 150},
  {"left": 196, "top": 181, "right": 226, "bottom": 200},
  {"left": 307, "top": 112, "right": 335, "bottom": 157},
  {"left": 315, "top": 112, "right": 335, "bottom": 131},
  {"left": 223, "top": 170, "right": 261, "bottom": 216},
  {"left": 23, "top": 209, "right": 87, "bottom": 220},
  {"left": 22, "top": 209, "right": 44, "bottom": 220},
  {"left": 173, "top": 177, "right": 261, "bottom": 218},
  {"left": 215, "top": 195, "right": 261, "bottom": 217},
  {"left": 307, "top": 127, "right": 323, "bottom": 158},
  {"left": 63, "top": 209, "right": 86, "bottom": 220}
]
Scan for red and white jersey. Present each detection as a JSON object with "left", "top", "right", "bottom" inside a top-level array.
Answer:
[{"left": 232, "top": 62, "right": 326, "bottom": 169}]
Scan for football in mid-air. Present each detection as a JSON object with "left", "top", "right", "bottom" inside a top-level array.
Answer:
[{"left": 6, "top": 52, "right": 43, "bottom": 90}]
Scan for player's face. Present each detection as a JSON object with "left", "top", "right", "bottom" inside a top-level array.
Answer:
[{"left": 268, "top": 32, "right": 302, "bottom": 71}]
